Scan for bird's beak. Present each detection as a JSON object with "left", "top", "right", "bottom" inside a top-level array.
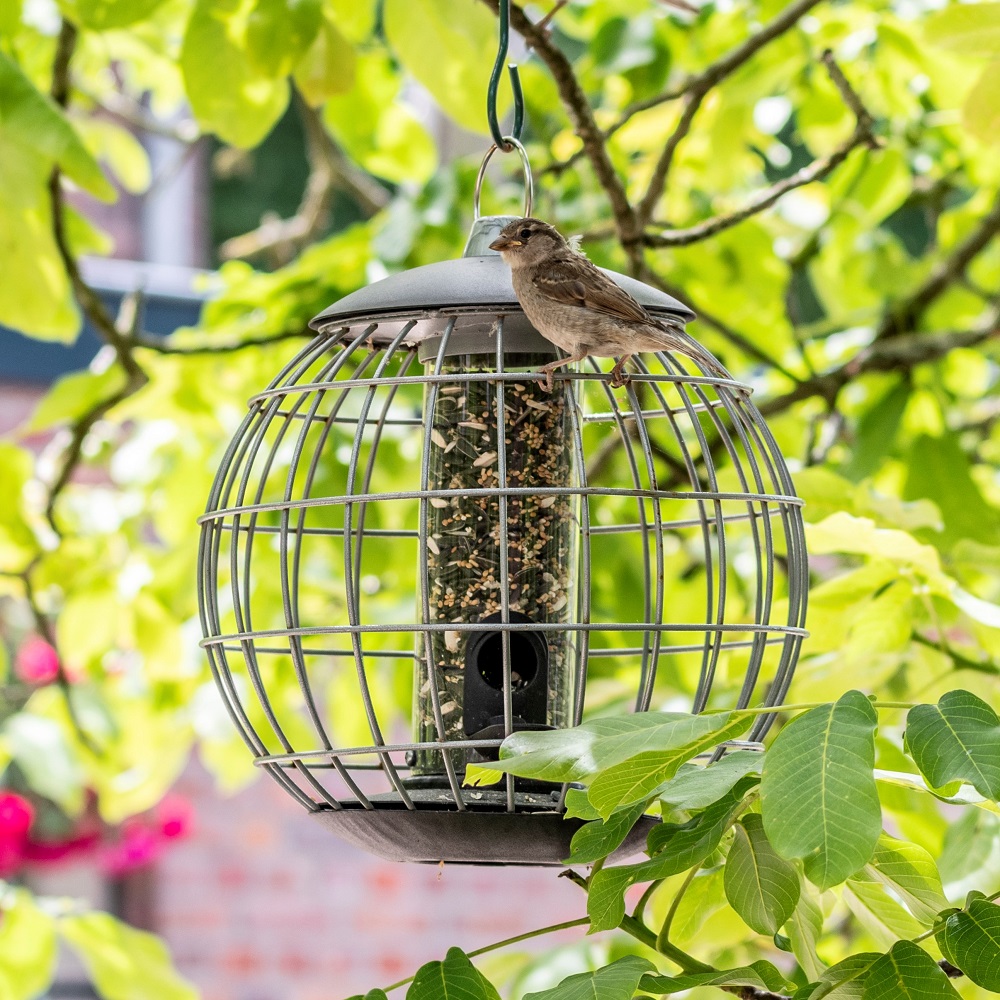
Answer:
[{"left": 489, "top": 236, "right": 521, "bottom": 251}]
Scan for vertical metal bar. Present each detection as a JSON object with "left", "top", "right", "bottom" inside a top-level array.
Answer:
[
  {"left": 342, "top": 324, "right": 419, "bottom": 807},
  {"left": 417, "top": 318, "right": 467, "bottom": 810},
  {"left": 494, "top": 317, "right": 516, "bottom": 813}
]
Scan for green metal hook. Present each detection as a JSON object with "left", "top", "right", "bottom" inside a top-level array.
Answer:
[{"left": 487, "top": 0, "right": 524, "bottom": 151}]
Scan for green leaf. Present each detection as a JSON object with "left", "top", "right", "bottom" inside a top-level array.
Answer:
[
  {"left": 862, "top": 834, "right": 949, "bottom": 925},
  {"left": 842, "top": 381, "right": 909, "bottom": 481},
  {"left": 28, "top": 366, "right": 127, "bottom": 432},
  {"left": 936, "top": 895, "right": 1000, "bottom": 990},
  {"left": 472, "top": 712, "right": 748, "bottom": 786},
  {"left": 842, "top": 879, "right": 925, "bottom": 948},
  {"left": 292, "top": 8, "right": 355, "bottom": 106},
  {"left": 181, "top": 0, "right": 289, "bottom": 148},
  {"left": 964, "top": 60, "right": 1000, "bottom": 144},
  {"left": 924, "top": 3, "right": 1000, "bottom": 56},
  {"left": 906, "top": 691, "right": 1000, "bottom": 800},
  {"left": 326, "top": 0, "right": 375, "bottom": 42},
  {"left": 0, "top": 52, "right": 115, "bottom": 200},
  {"left": 563, "top": 788, "right": 600, "bottom": 820},
  {"left": 806, "top": 514, "right": 942, "bottom": 577},
  {"left": 347, "top": 992, "right": 389, "bottom": 1000},
  {"left": 904, "top": 435, "right": 1000, "bottom": 546},
  {"left": 58, "top": 0, "right": 168, "bottom": 30},
  {"left": 407, "top": 947, "right": 500, "bottom": 1000},
  {"left": 784, "top": 877, "right": 826, "bottom": 982},
  {"left": 724, "top": 814, "right": 800, "bottom": 935},
  {"left": 761, "top": 691, "right": 881, "bottom": 889},
  {"left": 588, "top": 713, "right": 752, "bottom": 818},
  {"left": 323, "top": 51, "right": 436, "bottom": 184},
  {"left": 656, "top": 750, "right": 763, "bottom": 810},
  {"left": 59, "top": 913, "right": 198, "bottom": 1000},
  {"left": 2, "top": 712, "right": 85, "bottom": 814},
  {"left": 523, "top": 955, "right": 655, "bottom": 1000},
  {"left": 639, "top": 960, "right": 790, "bottom": 994},
  {"left": 809, "top": 953, "right": 882, "bottom": 999},
  {"left": 587, "top": 778, "right": 756, "bottom": 932},
  {"left": 0, "top": 442, "right": 38, "bottom": 569},
  {"left": 383, "top": 0, "right": 504, "bottom": 133},
  {"left": 0, "top": 890, "right": 57, "bottom": 1000},
  {"left": 860, "top": 941, "right": 960, "bottom": 999},
  {"left": 565, "top": 800, "right": 649, "bottom": 865},
  {"left": 246, "top": 0, "right": 321, "bottom": 78}
]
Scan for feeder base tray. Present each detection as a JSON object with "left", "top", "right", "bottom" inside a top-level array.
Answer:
[{"left": 311, "top": 799, "right": 657, "bottom": 866}]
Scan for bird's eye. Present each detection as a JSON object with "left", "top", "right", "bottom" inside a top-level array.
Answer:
[{"left": 519, "top": 228, "right": 532, "bottom": 240}]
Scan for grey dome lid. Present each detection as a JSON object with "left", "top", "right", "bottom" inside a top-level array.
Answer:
[{"left": 309, "top": 253, "right": 696, "bottom": 330}]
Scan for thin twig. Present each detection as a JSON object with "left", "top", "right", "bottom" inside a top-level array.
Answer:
[{"left": 633, "top": 0, "right": 827, "bottom": 224}]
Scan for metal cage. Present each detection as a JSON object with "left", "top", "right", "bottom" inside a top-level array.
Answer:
[{"left": 197, "top": 216, "right": 809, "bottom": 865}]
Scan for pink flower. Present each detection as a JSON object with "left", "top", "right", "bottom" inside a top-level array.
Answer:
[
  {"left": 155, "top": 794, "right": 193, "bottom": 840},
  {"left": 0, "top": 793, "right": 34, "bottom": 876},
  {"left": 99, "top": 821, "right": 163, "bottom": 877},
  {"left": 14, "top": 639, "right": 61, "bottom": 685}
]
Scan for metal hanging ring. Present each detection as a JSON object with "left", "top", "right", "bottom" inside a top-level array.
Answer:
[
  {"left": 486, "top": 0, "right": 525, "bottom": 150},
  {"left": 473, "top": 136, "right": 534, "bottom": 220}
]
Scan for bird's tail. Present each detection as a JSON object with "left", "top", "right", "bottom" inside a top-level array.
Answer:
[{"left": 655, "top": 318, "right": 731, "bottom": 380}]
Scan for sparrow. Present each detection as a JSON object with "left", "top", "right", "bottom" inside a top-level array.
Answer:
[{"left": 489, "top": 218, "right": 729, "bottom": 390}]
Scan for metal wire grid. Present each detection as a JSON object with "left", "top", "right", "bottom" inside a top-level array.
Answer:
[{"left": 197, "top": 314, "right": 809, "bottom": 814}]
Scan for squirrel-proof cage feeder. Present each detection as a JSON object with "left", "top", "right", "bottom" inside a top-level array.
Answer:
[{"left": 196, "top": 214, "right": 809, "bottom": 865}]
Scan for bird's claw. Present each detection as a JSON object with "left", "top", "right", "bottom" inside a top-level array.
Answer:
[
  {"left": 609, "top": 370, "right": 631, "bottom": 389},
  {"left": 538, "top": 370, "right": 554, "bottom": 393}
]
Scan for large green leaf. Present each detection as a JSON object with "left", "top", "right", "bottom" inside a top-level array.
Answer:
[
  {"left": 638, "top": 960, "right": 790, "bottom": 994},
  {"left": 936, "top": 895, "right": 1000, "bottom": 990},
  {"left": 246, "top": 0, "right": 321, "bottom": 78},
  {"left": 470, "top": 712, "right": 747, "bottom": 786},
  {"left": 59, "top": 913, "right": 198, "bottom": 1000},
  {"left": 784, "top": 877, "right": 826, "bottom": 982},
  {"left": 924, "top": 3, "right": 1000, "bottom": 56},
  {"left": 383, "top": 0, "right": 505, "bottom": 133},
  {"left": 808, "top": 953, "right": 882, "bottom": 999},
  {"left": 523, "top": 955, "right": 655, "bottom": 1000},
  {"left": 723, "top": 814, "right": 799, "bottom": 935},
  {"left": 587, "top": 778, "right": 756, "bottom": 931},
  {"left": 407, "top": 947, "right": 500, "bottom": 1000},
  {"left": 904, "top": 435, "right": 1000, "bottom": 546},
  {"left": 292, "top": 7, "right": 355, "bottom": 106},
  {"left": 587, "top": 713, "right": 752, "bottom": 818},
  {"left": 565, "top": 800, "right": 648, "bottom": 865},
  {"left": 0, "top": 52, "right": 115, "bottom": 200},
  {"left": 964, "top": 59, "right": 1000, "bottom": 144},
  {"left": 656, "top": 750, "right": 763, "bottom": 810},
  {"left": 860, "top": 941, "right": 960, "bottom": 999},
  {"left": 28, "top": 366, "right": 127, "bottom": 432},
  {"left": 842, "top": 879, "right": 925, "bottom": 949},
  {"left": 181, "top": 0, "right": 289, "bottom": 148},
  {"left": 905, "top": 691, "right": 1000, "bottom": 800},
  {"left": 0, "top": 442, "right": 38, "bottom": 569},
  {"left": 862, "top": 835, "right": 949, "bottom": 925},
  {"left": 323, "top": 51, "right": 436, "bottom": 184},
  {"left": 761, "top": 691, "right": 881, "bottom": 889},
  {"left": 0, "top": 891, "right": 57, "bottom": 1000}
]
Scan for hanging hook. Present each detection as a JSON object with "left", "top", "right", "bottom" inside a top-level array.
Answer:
[{"left": 487, "top": 0, "right": 524, "bottom": 152}]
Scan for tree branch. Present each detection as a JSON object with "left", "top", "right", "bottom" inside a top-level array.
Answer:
[
  {"left": 133, "top": 326, "right": 312, "bottom": 355},
  {"left": 634, "top": 0, "right": 827, "bottom": 225},
  {"left": 875, "top": 188, "right": 1000, "bottom": 340},
  {"left": 761, "top": 321, "right": 999, "bottom": 416}
]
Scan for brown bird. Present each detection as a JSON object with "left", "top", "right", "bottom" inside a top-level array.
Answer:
[{"left": 489, "top": 217, "right": 729, "bottom": 390}]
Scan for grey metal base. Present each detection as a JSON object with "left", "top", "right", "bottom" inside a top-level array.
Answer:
[{"left": 311, "top": 803, "right": 658, "bottom": 866}]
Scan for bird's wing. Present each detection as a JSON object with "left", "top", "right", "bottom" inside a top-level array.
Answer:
[{"left": 532, "top": 255, "right": 652, "bottom": 325}]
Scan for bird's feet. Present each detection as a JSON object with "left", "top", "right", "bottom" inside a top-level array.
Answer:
[
  {"left": 609, "top": 358, "right": 631, "bottom": 389},
  {"left": 537, "top": 367, "right": 555, "bottom": 393}
]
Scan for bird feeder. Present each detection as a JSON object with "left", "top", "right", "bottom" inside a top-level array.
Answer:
[{"left": 196, "top": 188, "right": 809, "bottom": 864}]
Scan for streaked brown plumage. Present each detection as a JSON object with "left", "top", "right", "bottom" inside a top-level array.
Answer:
[{"left": 489, "top": 217, "right": 728, "bottom": 390}]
